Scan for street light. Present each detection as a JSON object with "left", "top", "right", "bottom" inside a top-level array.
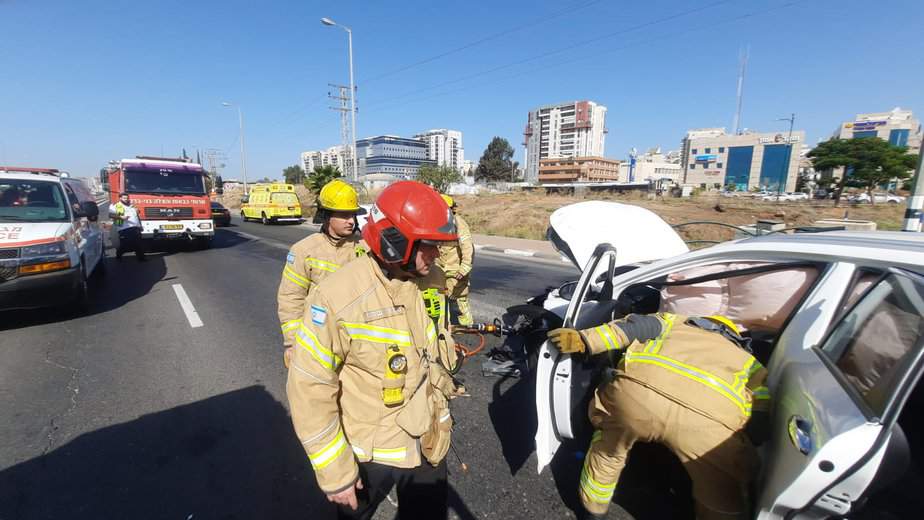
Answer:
[
  {"left": 321, "top": 16, "right": 358, "bottom": 181},
  {"left": 775, "top": 113, "right": 796, "bottom": 199},
  {"left": 222, "top": 102, "right": 248, "bottom": 194}
]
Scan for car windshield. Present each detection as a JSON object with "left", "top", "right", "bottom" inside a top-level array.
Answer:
[
  {"left": 271, "top": 193, "right": 298, "bottom": 205},
  {"left": 0, "top": 179, "right": 70, "bottom": 223},
  {"left": 124, "top": 169, "right": 206, "bottom": 196},
  {"left": 211, "top": 203, "right": 225, "bottom": 209}
]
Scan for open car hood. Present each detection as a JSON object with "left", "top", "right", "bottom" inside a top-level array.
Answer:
[{"left": 547, "top": 201, "right": 688, "bottom": 271}]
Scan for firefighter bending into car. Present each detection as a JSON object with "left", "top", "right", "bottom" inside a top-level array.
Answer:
[
  {"left": 437, "top": 194, "right": 474, "bottom": 326},
  {"left": 277, "top": 179, "right": 366, "bottom": 366},
  {"left": 286, "top": 181, "right": 464, "bottom": 519},
  {"left": 548, "top": 313, "right": 770, "bottom": 520}
]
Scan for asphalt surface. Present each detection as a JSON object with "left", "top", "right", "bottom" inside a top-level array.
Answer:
[{"left": 2, "top": 216, "right": 685, "bottom": 520}]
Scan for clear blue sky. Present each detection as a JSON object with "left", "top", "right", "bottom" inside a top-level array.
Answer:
[{"left": 2, "top": 0, "right": 922, "bottom": 180}]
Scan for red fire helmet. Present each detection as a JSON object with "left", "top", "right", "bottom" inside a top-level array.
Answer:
[{"left": 362, "top": 181, "right": 457, "bottom": 265}]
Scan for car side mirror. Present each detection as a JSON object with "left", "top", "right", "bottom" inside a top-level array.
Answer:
[{"left": 79, "top": 201, "right": 100, "bottom": 221}]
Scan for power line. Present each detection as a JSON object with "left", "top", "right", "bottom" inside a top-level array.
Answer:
[
  {"left": 359, "top": 0, "right": 606, "bottom": 84},
  {"left": 361, "top": 0, "right": 811, "bottom": 117},
  {"left": 360, "top": 0, "right": 735, "bottom": 110}
]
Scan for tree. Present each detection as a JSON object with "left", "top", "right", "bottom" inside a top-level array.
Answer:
[
  {"left": 306, "top": 165, "right": 342, "bottom": 195},
  {"left": 808, "top": 137, "right": 917, "bottom": 206},
  {"left": 417, "top": 164, "right": 462, "bottom": 193},
  {"left": 283, "top": 164, "right": 305, "bottom": 185},
  {"left": 475, "top": 137, "right": 516, "bottom": 182}
]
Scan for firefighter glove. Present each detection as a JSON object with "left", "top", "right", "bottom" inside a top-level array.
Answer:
[{"left": 548, "top": 328, "right": 587, "bottom": 354}]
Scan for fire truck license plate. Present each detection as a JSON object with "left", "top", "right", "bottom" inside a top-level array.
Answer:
[{"left": 160, "top": 224, "right": 184, "bottom": 230}]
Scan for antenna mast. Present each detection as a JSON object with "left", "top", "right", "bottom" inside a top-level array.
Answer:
[{"left": 733, "top": 46, "right": 749, "bottom": 135}]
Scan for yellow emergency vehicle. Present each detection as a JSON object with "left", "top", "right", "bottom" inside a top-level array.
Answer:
[{"left": 240, "top": 183, "right": 303, "bottom": 225}]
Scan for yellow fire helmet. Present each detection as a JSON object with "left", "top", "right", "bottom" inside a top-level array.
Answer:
[
  {"left": 704, "top": 315, "right": 741, "bottom": 336},
  {"left": 318, "top": 179, "right": 362, "bottom": 212},
  {"left": 440, "top": 194, "right": 456, "bottom": 208}
]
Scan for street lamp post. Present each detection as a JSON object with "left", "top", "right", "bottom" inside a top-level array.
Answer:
[
  {"left": 222, "top": 102, "right": 249, "bottom": 194},
  {"left": 775, "top": 113, "right": 796, "bottom": 200},
  {"left": 322, "top": 17, "right": 358, "bottom": 181}
]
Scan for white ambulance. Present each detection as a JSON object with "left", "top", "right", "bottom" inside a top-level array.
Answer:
[{"left": 0, "top": 166, "right": 105, "bottom": 311}]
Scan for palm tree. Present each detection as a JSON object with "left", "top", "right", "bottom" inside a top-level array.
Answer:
[{"left": 306, "top": 165, "right": 343, "bottom": 195}]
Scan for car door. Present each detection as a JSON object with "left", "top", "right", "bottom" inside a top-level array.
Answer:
[{"left": 757, "top": 269, "right": 924, "bottom": 519}]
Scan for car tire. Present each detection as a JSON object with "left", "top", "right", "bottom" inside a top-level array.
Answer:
[
  {"left": 194, "top": 237, "right": 212, "bottom": 250},
  {"left": 73, "top": 262, "right": 89, "bottom": 311},
  {"left": 93, "top": 241, "right": 107, "bottom": 278},
  {"left": 261, "top": 213, "right": 269, "bottom": 225},
  {"left": 241, "top": 211, "right": 248, "bottom": 222}
]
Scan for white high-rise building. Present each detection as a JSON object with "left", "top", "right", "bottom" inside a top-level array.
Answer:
[
  {"left": 414, "top": 129, "right": 464, "bottom": 171},
  {"left": 523, "top": 100, "right": 607, "bottom": 184},
  {"left": 301, "top": 145, "right": 347, "bottom": 172}
]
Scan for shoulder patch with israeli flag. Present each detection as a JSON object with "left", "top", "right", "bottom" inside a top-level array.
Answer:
[
  {"left": 286, "top": 252, "right": 296, "bottom": 265},
  {"left": 310, "top": 305, "right": 328, "bottom": 325}
]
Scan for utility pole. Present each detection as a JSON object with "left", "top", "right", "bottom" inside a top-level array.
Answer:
[
  {"left": 775, "top": 113, "right": 796, "bottom": 199},
  {"left": 902, "top": 143, "right": 924, "bottom": 232},
  {"left": 329, "top": 84, "right": 353, "bottom": 178}
]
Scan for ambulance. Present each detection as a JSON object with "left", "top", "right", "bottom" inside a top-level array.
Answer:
[
  {"left": 240, "top": 183, "right": 303, "bottom": 225},
  {"left": 0, "top": 166, "right": 105, "bottom": 311}
]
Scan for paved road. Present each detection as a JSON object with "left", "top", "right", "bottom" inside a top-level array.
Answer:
[{"left": 3, "top": 217, "right": 675, "bottom": 520}]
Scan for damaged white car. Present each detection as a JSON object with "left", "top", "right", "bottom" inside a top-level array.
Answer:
[{"left": 499, "top": 201, "right": 924, "bottom": 519}]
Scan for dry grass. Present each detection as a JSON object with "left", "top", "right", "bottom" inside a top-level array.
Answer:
[
  {"left": 218, "top": 185, "right": 907, "bottom": 243},
  {"left": 453, "top": 191, "right": 907, "bottom": 243}
]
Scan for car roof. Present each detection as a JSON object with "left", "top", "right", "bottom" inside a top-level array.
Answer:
[
  {"left": 0, "top": 171, "right": 64, "bottom": 183},
  {"left": 700, "top": 231, "right": 924, "bottom": 267}
]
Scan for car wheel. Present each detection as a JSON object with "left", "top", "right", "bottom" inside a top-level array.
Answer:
[
  {"left": 93, "top": 241, "right": 107, "bottom": 278},
  {"left": 261, "top": 213, "right": 269, "bottom": 225},
  {"left": 74, "top": 262, "right": 89, "bottom": 311},
  {"left": 241, "top": 211, "right": 248, "bottom": 222}
]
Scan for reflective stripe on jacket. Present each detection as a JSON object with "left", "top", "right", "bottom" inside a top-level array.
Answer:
[
  {"left": 286, "top": 254, "right": 454, "bottom": 493},
  {"left": 276, "top": 232, "right": 366, "bottom": 347},
  {"left": 581, "top": 313, "right": 769, "bottom": 430}
]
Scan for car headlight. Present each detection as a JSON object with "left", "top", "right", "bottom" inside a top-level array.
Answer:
[
  {"left": 198, "top": 223, "right": 212, "bottom": 229},
  {"left": 21, "top": 241, "right": 67, "bottom": 257}
]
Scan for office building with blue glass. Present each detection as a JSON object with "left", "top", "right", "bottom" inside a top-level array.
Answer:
[
  {"left": 681, "top": 128, "right": 805, "bottom": 192},
  {"left": 834, "top": 108, "right": 922, "bottom": 152},
  {"left": 356, "top": 135, "right": 436, "bottom": 179}
]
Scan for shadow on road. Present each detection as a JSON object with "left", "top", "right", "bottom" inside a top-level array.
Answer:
[{"left": 0, "top": 385, "right": 333, "bottom": 520}]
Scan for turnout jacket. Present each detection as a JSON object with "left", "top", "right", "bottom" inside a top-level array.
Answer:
[
  {"left": 580, "top": 313, "right": 770, "bottom": 430},
  {"left": 277, "top": 232, "right": 366, "bottom": 346},
  {"left": 437, "top": 214, "right": 473, "bottom": 278},
  {"left": 286, "top": 255, "right": 456, "bottom": 494}
]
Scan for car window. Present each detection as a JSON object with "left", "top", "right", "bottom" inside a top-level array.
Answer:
[{"left": 821, "top": 274, "right": 924, "bottom": 417}]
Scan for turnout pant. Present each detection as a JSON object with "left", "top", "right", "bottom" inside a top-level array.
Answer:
[
  {"left": 580, "top": 378, "right": 757, "bottom": 519},
  {"left": 337, "top": 459, "right": 447, "bottom": 520},
  {"left": 445, "top": 275, "right": 472, "bottom": 326}
]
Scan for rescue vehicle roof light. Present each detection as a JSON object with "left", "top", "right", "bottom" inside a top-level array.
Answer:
[{"left": 0, "top": 166, "right": 63, "bottom": 176}]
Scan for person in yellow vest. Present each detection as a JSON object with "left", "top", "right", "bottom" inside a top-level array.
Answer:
[
  {"left": 437, "top": 194, "right": 474, "bottom": 326},
  {"left": 286, "top": 181, "right": 463, "bottom": 519},
  {"left": 108, "top": 193, "right": 145, "bottom": 261},
  {"left": 277, "top": 180, "right": 366, "bottom": 366},
  {"left": 548, "top": 313, "right": 770, "bottom": 520}
]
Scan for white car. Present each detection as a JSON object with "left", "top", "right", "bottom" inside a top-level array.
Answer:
[
  {"left": 760, "top": 192, "right": 809, "bottom": 202},
  {"left": 529, "top": 201, "right": 924, "bottom": 519},
  {"left": 850, "top": 193, "right": 906, "bottom": 204},
  {"left": 0, "top": 167, "right": 105, "bottom": 310}
]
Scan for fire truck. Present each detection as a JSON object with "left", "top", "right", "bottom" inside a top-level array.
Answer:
[{"left": 107, "top": 156, "right": 213, "bottom": 248}]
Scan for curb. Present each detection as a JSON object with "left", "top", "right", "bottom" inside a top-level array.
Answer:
[{"left": 474, "top": 244, "right": 566, "bottom": 262}]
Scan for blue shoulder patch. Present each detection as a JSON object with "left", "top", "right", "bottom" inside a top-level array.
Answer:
[
  {"left": 310, "top": 305, "right": 328, "bottom": 326},
  {"left": 286, "top": 252, "right": 295, "bottom": 265}
]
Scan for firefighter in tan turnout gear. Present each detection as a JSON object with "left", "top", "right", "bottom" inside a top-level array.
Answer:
[
  {"left": 548, "top": 313, "right": 770, "bottom": 520},
  {"left": 286, "top": 181, "right": 462, "bottom": 519},
  {"left": 277, "top": 180, "right": 366, "bottom": 365},
  {"left": 437, "top": 194, "right": 474, "bottom": 326}
]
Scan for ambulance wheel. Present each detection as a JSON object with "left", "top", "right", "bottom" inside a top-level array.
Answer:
[
  {"left": 240, "top": 211, "right": 248, "bottom": 222},
  {"left": 261, "top": 212, "right": 270, "bottom": 225},
  {"left": 195, "top": 237, "right": 212, "bottom": 250},
  {"left": 73, "top": 262, "right": 89, "bottom": 311}
]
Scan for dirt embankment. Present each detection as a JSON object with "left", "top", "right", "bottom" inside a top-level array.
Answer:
[
  {"left": 217, "top": 186, "right": 906, "bottom": 243},
  {"left": 453, "top": 191, "right": 907, "bottom": 243}
]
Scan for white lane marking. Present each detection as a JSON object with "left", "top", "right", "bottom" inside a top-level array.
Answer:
[
  {"left": 172, "top": 283, "right": 204, "bottom": 328},
  {"left": 503, "top": 248, "right": 536, "bottom": 257}
]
